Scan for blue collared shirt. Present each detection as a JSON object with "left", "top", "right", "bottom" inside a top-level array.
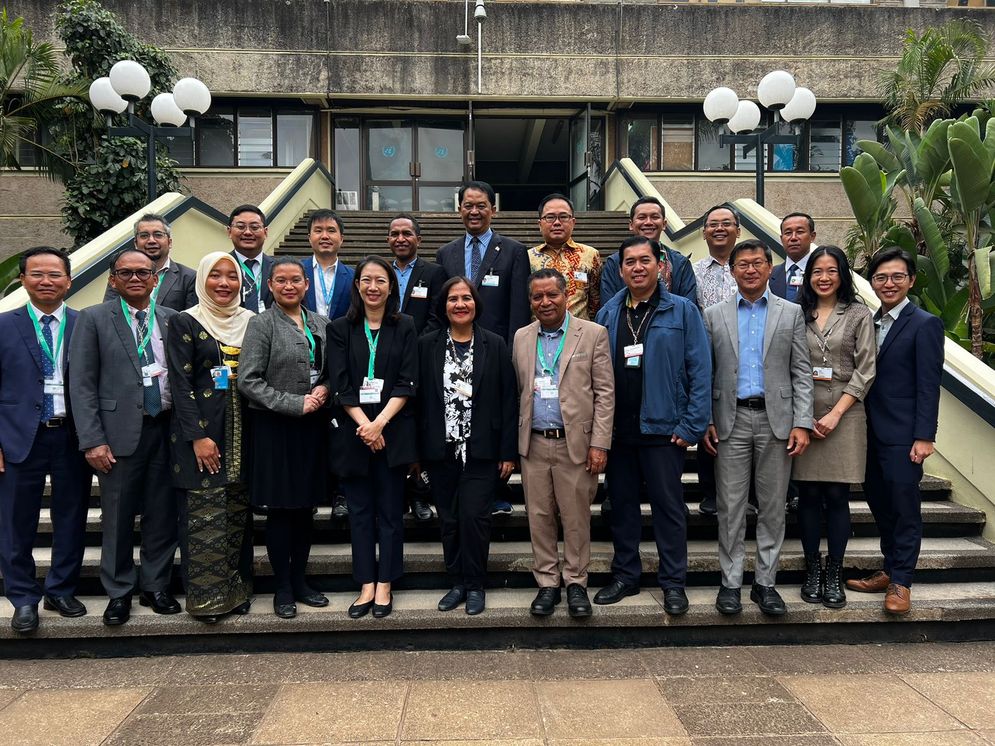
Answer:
[
  {"left": 393, "top": 257, "right": 417, "bottom": 309},
  {"left": 531, "top": 316, "right": 568, "bottom": 429},
  {"left": 736, "top": 289, "right": 769, "bottom": 399},
  {"left": 464, "top": 229, "right": 493, "bottom": 278}
]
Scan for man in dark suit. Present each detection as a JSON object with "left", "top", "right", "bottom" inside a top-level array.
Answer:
[
  {"left": 770, "top": 212, "right": 816, "bottom": 303},
  {"left": 103, "top": 213, "right": 197, "bottom": 311},
  {"left": 69, "top": 249, "right": 180, "bottom": 626},
  {"left": 0, "top": 247, "right": 92, "bottom": 634},
  {"left": 435, "top": 180, "right": 530, "bottom": 344},
  {"left": 301, "top": 208, "right": 353, "bottom": 320},
  {"left": 389, "top": 213, "right": 446, "bottom": 335},
  {"left": 847, "top": 247, "right": 944, "bottom": 615},
  {"left": 228, "top": 204, "right": 274, "bottom": 313}
]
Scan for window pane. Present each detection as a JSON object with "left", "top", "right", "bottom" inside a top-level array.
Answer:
[
  {"left": 238, "top": 108, "right": 273, "bottom": 166},
  {"left": 368, "top": 185, "right": 412, "bottom": 212},
  {"left": 624, "top": 118, "right": 657, "bottom": 171},
  {"left": 772, "top": 143, "right": 797, "bottom": 172},
  {"left": 418, "top": 122, "right": 464, "bottom": 181},
  {"left": 164, "top": 134, "right": 194, "bottom": 166},
  {"left": 419, "top": 185, "right": 459, "bottom": 212},
  {"left": 276, "top": 113, "right": 314, "bottom": 167},
  {"left": 696, "top": 118, "right": 729, "bottom": 171},
  {"left": 661, "top": 120, "right": 693, "bottom": 171},
  {"left": 334, "top": 118, "right": 361, "bottom": 210},
  {"left": 367, "top": 120, "right": 412, "bottom": 181},
  {"left": 809, "top": 120, "right": 842, "bottom": 172},
  {"left": 198, "top": 109, "right": 235, "bottom": 167},
  {"left": 844, "top": 119, "right": 878, "bottom": 166}
]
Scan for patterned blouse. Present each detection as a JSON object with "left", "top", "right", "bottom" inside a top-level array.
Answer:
[
  {"left": 528, "top": 240, "right": 603, "bottom": 320},
  {"left": 443, "top": 331, "right": 474, "bottom": 464}
]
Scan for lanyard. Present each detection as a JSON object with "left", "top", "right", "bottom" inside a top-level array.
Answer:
[
  {"left": 810, "top": 313, "right": 842, "bottom": 365},
  {"left": 121, "top": 298, "right": 156, "bottom": 359},
  {"left": 301, "top": 308, "right": 316, "bottom": 366},
  {"left": 625, "top": 296, "right": 652, "bottom": 345},
  {"left": 536, "top": 314, "right": 569, "bottom": 377},
  {"left": 26, "top": 304, "right": 66, "bottom": 369},
  {"left": 363, "top": 319, "right": 380, "bottom": 380},
  {"left": 235, "top": 256, "right": 259, "bottom": 289},
  {"left": 316, "top": 263, "right": 335, "bottom": 310}
]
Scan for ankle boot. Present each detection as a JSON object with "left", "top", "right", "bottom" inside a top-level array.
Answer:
[
  {"left": 800, "top": 552, "right": 823, "bottom": 603},
  {"left": 822, "top": 555, "right": 847, "bottom": 608}
]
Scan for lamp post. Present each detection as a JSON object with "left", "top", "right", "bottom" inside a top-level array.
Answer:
[
  {"left": 88, "top": 60, "right": 211, "bottom": 203},
  {"left": 703, "top": 71, "right": 816, "bottom": 207}
]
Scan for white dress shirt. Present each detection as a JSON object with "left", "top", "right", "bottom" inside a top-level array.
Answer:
[
  {"left": 124, "top": 302, "right": 172, "bottom": 409},
  {"left": 30, "top": 302, "right": 67, "bottom": 418}
]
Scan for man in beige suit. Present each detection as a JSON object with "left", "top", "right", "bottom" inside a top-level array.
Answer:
[{"left": 513, "top": 268, "right": 614, "bottom": 618}]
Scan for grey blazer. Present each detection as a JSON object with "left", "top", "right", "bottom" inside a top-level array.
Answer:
[
  {"left": 704, "top": 291, "right": 813, "bottom": 441},
  {"left": 239, "top": 305, "right": 329, "bottom": 416},
  {"left": 103, "top": 259, "right": 198, "bottom": 312},
  {"left": 69, "top": 300, "right": 177, "bottom": 457}
]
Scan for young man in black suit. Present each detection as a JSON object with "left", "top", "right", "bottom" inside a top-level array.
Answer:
[
  {"left": 227, "top": 204, "right": 274, "bottom": 313},
  {"left": 388, "top": 214, "right": 446, "bottom": 335}
]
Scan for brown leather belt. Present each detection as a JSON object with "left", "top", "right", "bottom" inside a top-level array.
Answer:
[{"left": 532, "top": 428, "right": 565, "bottom": 439}]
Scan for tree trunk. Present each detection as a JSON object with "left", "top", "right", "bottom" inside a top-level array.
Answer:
[{"left": 969, "top": 253, "right": 984, "bottom": 358}]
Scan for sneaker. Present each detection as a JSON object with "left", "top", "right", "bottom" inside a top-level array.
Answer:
[{"left": 491, "top": 500, "right": 513, "bottom": 517}]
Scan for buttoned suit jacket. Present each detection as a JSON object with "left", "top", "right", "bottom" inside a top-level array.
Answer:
[
  {"left": 103, "top": 259, "right": 197, "bottom": 312},
  {"left": 769, "top": 264, "right": 788, "bottom": 300},
  {"left": 399, "top": 259, "right": 447, "bottom": 334},
  {"left": 704, "top": 292, "right": 813, "bottom": 441},
  {"left": 69, "top": 300, "right": 177, "bottom": 457},
  {"left": 512, "top": 314, "right": 615, "bottom": 464}
]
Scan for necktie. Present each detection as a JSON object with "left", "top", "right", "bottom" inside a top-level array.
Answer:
[
  {"left": 41, "top": 315, "right": 55, "bottom": 422},
  {"left": 243, "top": 259, "right": 260, "bottom": 311},
  {"left": 135, "top": 310, "right": 163, "bottom": 417},
  {"left": 469, "top": 237, "right": 482, "bottom": 281},
  {"left": 786, "top": 264, "right": 799, "bottom": 302}
]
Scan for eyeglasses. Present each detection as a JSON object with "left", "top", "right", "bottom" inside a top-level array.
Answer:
[
  {"left": 23, "top": 271, "right": 68, "bottom": 281},
  {"left": 231, "top": 222, "right": 265, "bottom": 233},
  {"left": 136, "top": 231, "right": 168, "bottom": 240},
  {"left": 705, "top": 220, "right": 737, "bottom": 229},
  {"left": 540, "top": 213, "right": 574, "bottom": 224},
  {"left": 870, "top": 272, "right": 910, "bottom": 285},
  {"left": 111, "top": 268, "right": 154, "bottom": 281},
  {"left": 733, "top": 260, "right": 769, "bottom": 272},
  {"left": 810, "top": 268, "right": 840, "bottom": 278}
]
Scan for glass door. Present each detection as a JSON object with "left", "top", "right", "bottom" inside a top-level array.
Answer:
[{"left": 568, "top": 105, "right": 604, "bottom": 210}]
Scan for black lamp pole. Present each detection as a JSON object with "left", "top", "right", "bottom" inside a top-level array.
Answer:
[
  {"left": 719, "top": 123, "right": 801, "bottom": 207},
  {"left": 107, "top": 110, "right": 191, "bottom": 203}
]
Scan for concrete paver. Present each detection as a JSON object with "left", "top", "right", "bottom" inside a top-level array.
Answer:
[
  {"left": 401, "top": 680, "right": 541, "bottom": 741},
  {"left": 672, "top": 701, "right": 827, "bottom": 737},
  {"left": 901, "top": 673, "right": 995, "bottom": 730},
  {"left": 536, "top": 679, "right": 686, "bottom": 739},
  {"left": 0, "top": 687, "right": 149, "bottom": 746}
]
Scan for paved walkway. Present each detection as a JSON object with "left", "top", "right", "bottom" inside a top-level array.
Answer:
[{"left": 0, "top": 642, "right": 993, "bottom": 744}]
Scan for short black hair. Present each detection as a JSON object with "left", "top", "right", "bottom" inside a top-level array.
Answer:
[
  {"left": 268, "top": 255, "right": 307, "bottom": 280},
  {"left": 458, "top": 180, "right": 496, "bottom": 206},
  {"left": 528, "top": 267, "right": 567, "bottom": 293},
  {"left": 780, "top": 212, "right": 815, "bottom": 233},
  {"left": 389, "top": 213, "right": 422, "bottom": 237},
  {"left": 702, "top": 204, "right": 740, "bottom": 227},
  {"left": 228, "top": 204, "right": 266, "bottom": 226},
  {"left": 435, "top": 275, "right": 485, "bottom": 327},
  {"left": 628, "top": 196, "right": 666, "bottom": 221},
  {"left": 134, "top": 213, "right": 171, "bottom": 236},
  {"left": 538, "top": 193, "right": 574, "bottom": 216},
  {"left": 618, "top": 235, "right": 662, "bottom": 263},
  {"left": 308, "top": 209, "right": 343, "bottom": 233},
  {"left": 109, "top": 248, "right": 154, "bottom": 272},
  {"left": 20, "top": 246, "right": 70, "bottom": 276},
  {"left": 867, "top": 246, "right": 917, "bottom": 277},
  {"left": 729, "top": 239, "right": 772, "bottom": 266}
]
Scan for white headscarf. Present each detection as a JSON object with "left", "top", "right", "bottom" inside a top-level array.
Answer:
[{"left": 186, "top": 252, "right": 253, "bottom": 347}]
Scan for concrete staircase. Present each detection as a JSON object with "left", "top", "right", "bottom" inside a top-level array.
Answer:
[{"left": 4, "top": 449, "right": 994, "bottom": 652}]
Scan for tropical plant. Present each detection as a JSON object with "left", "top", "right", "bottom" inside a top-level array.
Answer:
[{"left": 839, "top": 152, "right": 904, "bottom": 268}]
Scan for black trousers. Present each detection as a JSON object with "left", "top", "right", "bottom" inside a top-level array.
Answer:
[
  {"left": 342, "top": 453, "right": 406, "bottom": 584},
  {"left": 865, "top": 438, "right": 923, "bottom": 588},
  {"left": 265, "top": 507, "right": 314, "bottom": 603},
  {"left": 696, "top": 440, "right": 716, "bottom": 503},
  {"left": 0, "top": 423, "right": 90, "bottom": 607},
  {"left": 426, "top": 452, "right": 496, "bottom": 591},
  {"left": 606, "top": 442, "right": 687, "bottom": 590},
  {"left": 797, "top": 481, "right": 852, "bottom": 559}
]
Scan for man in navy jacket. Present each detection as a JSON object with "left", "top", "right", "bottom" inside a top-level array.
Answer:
[{"left": 301, "top": 209, "right": 353, "bottom": 320}]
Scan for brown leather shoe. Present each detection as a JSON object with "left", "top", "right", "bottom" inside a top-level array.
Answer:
[
  {"left": 845, "top": 570, "right": 891, "bottom": 593},
  {"left": 884, "top": 584, "right": 911, "bottom": 615}
]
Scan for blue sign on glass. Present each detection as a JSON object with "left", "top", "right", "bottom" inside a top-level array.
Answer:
[
  {"left": 435, "top": 146, "right": 449, "bottom": 159},
  {"left": 383, "top": 145, "right": 396, "bottom": 158}
]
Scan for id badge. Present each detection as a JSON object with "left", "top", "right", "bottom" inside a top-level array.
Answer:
[
  {"left": 411, "top": 285, "right": 428, "bottom": 299},
  {"left": 482, "top": 273, "right": 500, "bottom": 287},
  {"left": 309, "top": 368, "right": 319, "bottom": 387},
  {"left": 625, "top": 356, "right": 641, "bottom": 368},
  {"left": 623, "top": 343, "right": 644, "bottom": 359},
  {"left": 43, "top": 380, "right": 64, "bottom": 396},
  {"left": 789, "top": 273, "right": 804, "bottom": 287},
  {"left": 454, "top": 381, "right": 473, "bottom": 399},
  {"left": 535, "top": 376, "right": 553, "bottom": 391},
  {"left": 363, "top": 377, "right": 385, "bottom": 393},
  {"left": 359, "top": 386, "right": 381, "bottom": 404},
  {"left": 539, "top": 385, "right": 559, "bottom": 399},
  {"left": 257, "top": 298, "right": 266, "bottom": 313},
  {"left": 813, "top": 366, "right": 833, "bottom": 381},
  {"left": 574, "top": 270, "right": 588, "bottom": 283},
  {"left": 142, "top": 362, "right": 164, "bottom": 378},
  {"left": 211, "top": 365, "right": 231, "bottom": 390}
]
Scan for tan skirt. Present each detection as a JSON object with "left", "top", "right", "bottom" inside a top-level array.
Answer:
[{"left": 792, "top": 403, "right": 867, "bottom": 484}]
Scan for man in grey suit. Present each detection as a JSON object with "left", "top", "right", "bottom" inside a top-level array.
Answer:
[
  {"left": 103, "top": 213, "right": 197, "bottom": 312},
  {"left": 703, "top": 239, "right": 813, "bottom": 616},
  {"left": 70, "top": 249, "right": 180, "bottom": 626}
]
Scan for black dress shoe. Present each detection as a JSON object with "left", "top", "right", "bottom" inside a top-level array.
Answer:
[
  {"left": 530, "top": 587, "right": 561, "bottom": 616},
  {"left": 698, "top": 495, "right": 718, "bottom": 516},
  {"left": 715, "top": 586, "right": 742, "bottom": 615},
  {"left": 103, "top": 596, "right": 132, "bottom": 626},
  {"left": 593, "top": 578, "right": 640, "bottom": 605},
  {"left": 438, "top": 586, "right": 466, "bottom": 612},
  {"left": 663, "top": 587, "right": 690, "bottom": 616},
  {"left": 410, "top": 498, "right": 434, "bottom": 522},
  {"left": 567, "top": 584, "right": 592, "bottom": 618},
  {"left": 348, "top": 599, "right": 373, "bottom": 619},
  {"left": 750, "top": 583, "right": 787, "bottom": 616},
  {"left": 274, "top": 601, "right": 297, "bottom": 619},
  {"left": 232, "top": 600, "right": 252, "bottom": 615},
  {"left": 332, "top": 494, "right": 349, "bottom": 520},
  {"left": 11, "top": 604, "right": 39, "bottom": 634},
  {"left": 43, "top": 595, "right": 87, "bottom": 618},
  {"left": 786, "top": 495, "right": 800, "bottom": 513},
  {"left": 196, "top": 614, "right": 223, "bottom": 624},
  {"left": 139, "top": 591, "right": 181, "bottom": 615},
  {"left": 295, "top": 590, "right": 329, "bottom": 608},
  {"left": 372, "top": 593, "right": 393, "bottom": 618},
  {"left": 465, "top": 590, "right": 485, "bottom": 616}
]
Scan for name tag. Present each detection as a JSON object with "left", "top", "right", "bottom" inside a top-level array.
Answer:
[
  {"left": 539, "top": 385, "right": 559, "bottom": 399},
  {"left": 454, "top": 381, "right": 473, "bottom": 399},
  {"left": 43, "top": 381, "right": 64, "bottom": 396},
  {"left": 310, "top": 369, "right": 319, "bottom": 387},
  {"left": 482, "top": 273, "right": 500, "bottom": 287},
  {"left": 789, "top": 273, "right": 804, "bottom": 287},
  {"left": 142, "top": 363, "right": 164, "bottom": 378},
  {"left": 360, "top": 376, "right": 384, "bottom": 404},
  {"left": 211, "top": 365, "right": 231, "bottom": 390},
  {"left": 623, "top": 343, "right": 644, "bottom": 359},
  {"left": 411, "top": 285, "right": 428, "bottom": 299},
  {"left": 574, "top": 270, "right": 588, "bottom": 283},
  {"left": 257, "top": 298, "right": 266, "bottom": 313},
  {"left": 535, "top": 376, "right": 553, "bottom": 390},
  {"left": 813, "top": 366, "right": 833, "bottom": 381}
]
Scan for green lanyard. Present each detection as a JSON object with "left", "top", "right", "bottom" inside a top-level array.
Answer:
[
  {"left": 363, "top": 319, "right": 380, "bottom": 380},
  {"left": 121, "top": 297, "right": 156, "bottom": 359},
  {"left": 235, "top": 256, "right": 259, "bottom": 290},
  {"left": 150, "top": 266, "right": 165, "bottom": 303},
  {"left": 536, "top": 314, "right": 569, "bottom": 377},
  {"left": 25, "top": 304, "right": 66, "bottom": 369},
  {"left": 301, "top": 308, "right": 316, "bottom": 366}
]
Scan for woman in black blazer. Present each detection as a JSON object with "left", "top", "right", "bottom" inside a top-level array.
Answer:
[
  {"left": 417, "top": 276, "right": 517, "bottom": 616},
  {"left": 327, "top": 255, "right": 418, "bottom": 619}
]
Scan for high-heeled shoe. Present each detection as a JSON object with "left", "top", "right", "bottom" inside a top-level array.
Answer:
[
  {"left": 372, "top": 593, "right": 393, "bottom": 618},
  {"left": 348, "top": 598, "right": 374, "bottom": 619}
]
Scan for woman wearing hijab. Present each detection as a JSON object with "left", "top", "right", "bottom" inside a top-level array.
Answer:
[{"left": 167, "top": 252, "right": 255, "bottom": 624}]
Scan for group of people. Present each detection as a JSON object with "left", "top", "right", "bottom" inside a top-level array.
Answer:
[{"left": 0, "top": 180, "right": 944, "bottom": 634}]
